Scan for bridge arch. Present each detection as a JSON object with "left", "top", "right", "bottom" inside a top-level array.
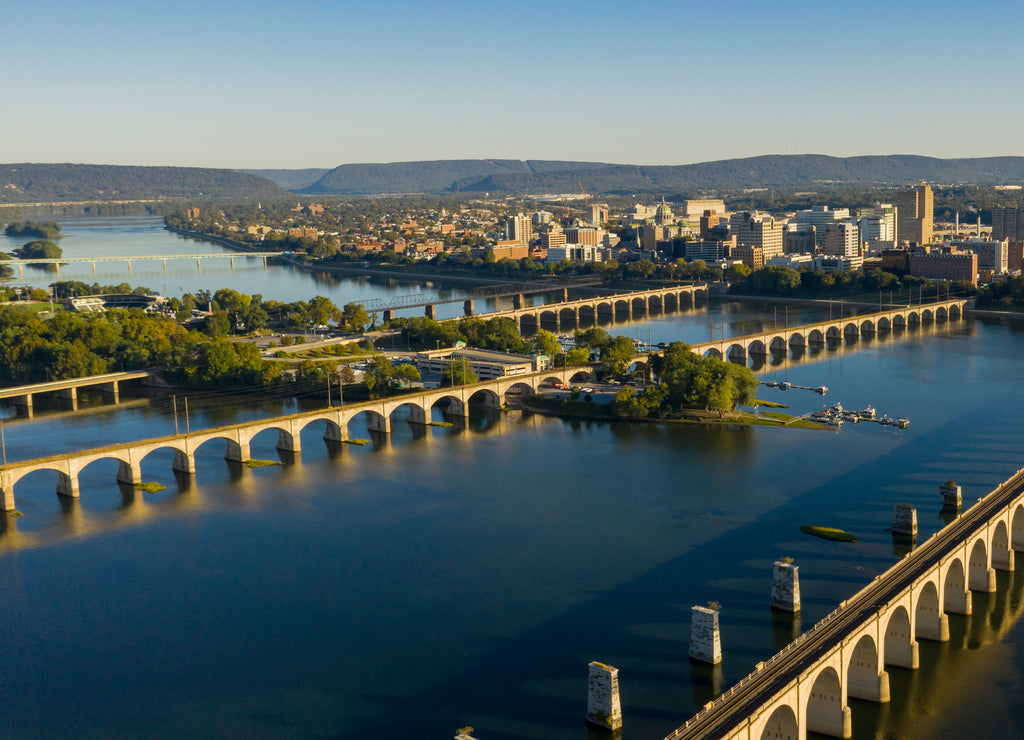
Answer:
[
  {"left": 804, "top": 666, "right": 848, "bottom": 737},
  {"left": 7, "top": 466, "right": 78, "bottom": 502},
  {"left": 907, "top": 311, "right": 921, "bottom": 326},
  {"left": 649, "top": 294, "right": 663, "bottom": 313},
  {"left": 860, "top": 319, "right": 876, "bottom": 334},
  {"left": 244, "top": 424, "right": 299, "bottom": 455},
  {"left": 846, "top": 634, "right": 883, "bottom": 701},
  {"left": 430, "top": 394, "right": 465, "bottom": 418},
  {"left": 468, "top": 388, "right": 502, "bottom": 409},
  {"left": 578, "top": 304, "right": 597, "bottom": 324},
  {"left": 727, "top": 344, "right": 746, "bottom": 364},
  {"left": 664, "top": 292, "right": 679, "bottom": 312},
  {"left": 748, "top": 339, "right": 767, "bottom": 357},
  {"left": 922, "top": 308, "right": 934, "bottom": 323},
  {"left": 192, "top": 434, "right": 249, "bottom": 463},
  {"left": 1011, "top": 505, "right": 1024, "bottom": 551},
  {"left": 768, "top": 335, "right": 787, "bottom": 354},
  {"left": 936, "top": 306, "right": 948, "bottom": 321},
  {"left": 346, "top": 408, "right": 389, "bottom": 436},
  {"left": 825, "top": 325, "right": 842, "bottom": 342},
  {"left": 969, "top": 537, "right": 995, "bottom": 592},
  {"left": 893, "top": 314, "right": 907, "bottom": 329},
  {"left": 808, "top": 329, "right": 825, "bottom": 345},
  {"left": 613, "top": 299, "right": 630, "bottom": 320},
  {"left": 758, "top": 704, "right": 798, "bottom": 740},
  {"left": 298, "top": 415, "right": 346, "bottom": 443},
  {"left": 943, "top": 557, "right": 971, "bottom": 614},
  {"left": 884, "top": 605, "right": 917, "bottom": 669},
  {"left": 993, "top": 520, "right": 1013, "bottom": 571},
  {"left": 704, "top": 348, "right": 723, "bottom": 360},
  {"left": 596, "top": 301, "right": 614, "bottom": 322},
  {"left": 844, "top": 322, "right": 859, "bottom": 338},
  {"left": 631, "top": 296, "right": 646, "bottom": 315},
  {"left": 877, "top": 317, "right": 891, "bottom": 332},
  {"left": 558, "top": 307, "right": 578, "bottom": 328},
  {"left": 389, "top": 400, "right": 427, "bottom": 425},
  {"left": 538, "top": 309, "right": 558, "bottom": 328},
  {"left": 949, "top": 303, "right": 962, "bottom": 318},
  {"left": 788, "top": 331, "right": 806, "bottom": 348},
  {"left": 914, "top": 580, "right": 945, "bottom": 641}
]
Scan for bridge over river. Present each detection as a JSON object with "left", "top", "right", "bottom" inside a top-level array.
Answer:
[
  {"left": 0, "top": 365, "right": 597, "bottom": 510},
  {"left": 664, "top": 467, "right": 1024, "bottom": 740}
]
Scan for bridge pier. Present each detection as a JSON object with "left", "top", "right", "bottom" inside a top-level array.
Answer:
[
  {"left": 917, "top": 611, "right": 950, "bottom": 642},
  {"left": 0, "top": 471, "right": 14, "bottom": 511},
  {"left": 689, "top": 605, "right": 722, "bottom": 664},
  {"left": 57, "top": 387, "right": 78, "bottom": 411},
  {"left": 849, "top": 668, "right": 891, "bottom": 704},
  {"left": 276, "top": 430, "right": 301, "bottom": 454},
  {"left": 101, "top": 381, "right": 120, "bottom": 403},
  {"left": 807, "top": 699, "right": 852, "bottom": 739},
  {"left": 366, "top": 413, "right": 391, "bottom": 434},
  {"left": 383, "top": 309, "right": 393, "bottom": 323},
  {"left": 424, "top": 304, "right": 436, "bottom": 320},
  {"left": 225, "top": 439, "right": 250, "bottom": 463},
  {"left": 770, "top": 561, "right": 800, "bottom": 612},
  {"left": 116, "top": 460, "right": 142, "bottom": 486},
  {"left": 586, "top": 661, "right": 623, "bottom": 732},
  {"left": 464, "top": 300, "right": 475, "bottom": 316},
  {"left": 940, "top": 482, "right": 962, "bottom": 513},
  {"left": 886, "top": 636, "right": 919, "bottom": 670},
  {"left": 172, "top": 450, "right": 195, "bottom": 475},
  {"left": 14, "top": 394, "right": 33, "bottom": 416},
  {"left": 323, "top": 422, "right": 348, "bottom": 443},
  {"left": 56, "top": 472, "right": 79, "bottom": 499},
  {"left": 513, "top": 293, "right": 524, "bottom": 310}
]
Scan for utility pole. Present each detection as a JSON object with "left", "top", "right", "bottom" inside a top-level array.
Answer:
[
  {"left": 172, "top": 395, "right": 179, "bottom": 434},
  {"left": 184, "top": 397, "right": 191, "bottom": 435}
]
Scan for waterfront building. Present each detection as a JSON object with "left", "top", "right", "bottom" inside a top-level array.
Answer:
[
  {"left": 950, "top": 238, "right": 1008, "bottom": 274},
  {"left": 767, "top": 253, "right": 814, "bottom": 270},
  {"left": 897, "top": 185, "right": 934, "bottom": 244},
  {"left": 907, "top": 249, "right": 977, "bottom": 285},
  {"left": 732, "top": 244, "right": 766, "bottom": 269},
  {"left": 545, "top": 244, "right": 607, "bottom": 263},
  {"left": 685, "top": 237, "right": 734, "bottom": 262},
  {"left": 812, "top": 254, "right": 863, "bottom": 272},
  {"left": 414, "top": 347, "right": 544, "bottom": 380}
]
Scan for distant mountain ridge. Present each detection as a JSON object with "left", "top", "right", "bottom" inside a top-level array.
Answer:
[
  {"left": 300, "top": 155, "right": 1024, "bottom": 195},
  {"left": 239, "top": 168, "right": 331, "bottom": 191},
  {"left": 0, "top": 163, "right": 286, "bottom": 204}
]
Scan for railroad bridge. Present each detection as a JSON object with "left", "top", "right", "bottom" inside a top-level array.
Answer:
[
  {"left": 625, "top": 298, "right": 969, "bottom": 367},
  {"left": 463, "top": 284, "right": 709, "bottom": 331},
  {"left": 0, "top": 365, "right": 595, "bottom": 511},
  {"left": 665, "top": 467, "right": 1024, "bottom": 740}
]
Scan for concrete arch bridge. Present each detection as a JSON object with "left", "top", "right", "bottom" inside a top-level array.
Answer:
[
  {"left": 629, "top": 299, "right": 968, "bottom": 368},
  {"left": 480, "top": 284, "right": 709, "bottom": 333},
  {"left": 0, "top": 365, "right": 596, "bottom": 511},
  {"left": 665, "top": 466, "right": 1024, "bottom": 740}
]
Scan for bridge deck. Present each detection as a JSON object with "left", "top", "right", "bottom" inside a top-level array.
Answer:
[
  {"left": 0, "top": 370, "right": 156, "bottom": 400},
  {"left": 665, "top": 467, "right": 1024, "bottom": 740}
]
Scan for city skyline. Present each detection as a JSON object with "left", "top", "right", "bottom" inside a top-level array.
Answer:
[{"left": 3, "top": 0, "right": 1023, "bottom": 169}]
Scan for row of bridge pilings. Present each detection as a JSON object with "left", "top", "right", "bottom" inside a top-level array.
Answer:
[{"left": 579, "top": 480, "right": 964, "bottom": 735}]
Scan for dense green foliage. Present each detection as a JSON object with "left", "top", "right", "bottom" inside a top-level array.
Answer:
[
  {"left": 4, "top": 220, "right": 62, "bottom": 239},
  {"left": 611, "top": 342, "right": 758, "bottom": 418},
  {"left": 387, "top": 315, "right": 562, "bottom": 358},
  {"left": 0, "top": 163, "right": 285, "bottom": 203},
  {"left": 363, "top": 357, "right": 421, "bottom": 399},
  {"left": 14, "top": 240, "right": 63, "bottom": 259},
  {"left": 735, "top": 265, "right": 976, "bottom": 300}
]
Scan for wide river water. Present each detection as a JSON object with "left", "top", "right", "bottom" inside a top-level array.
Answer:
[{"left": 1, "top": 215, "right": 1023, "bottom": 739}]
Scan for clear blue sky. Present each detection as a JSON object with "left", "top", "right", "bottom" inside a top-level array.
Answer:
[{"left": 3, "top": 0, "right": 1021, "bottom": 169}]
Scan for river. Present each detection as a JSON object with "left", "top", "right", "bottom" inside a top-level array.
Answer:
[{"left": 0, "top": 214, "right": 1022, "bottom": 739}]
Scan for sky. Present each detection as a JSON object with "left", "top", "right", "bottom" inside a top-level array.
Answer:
[{"left": 2, "top": 0, "right": 1022, "bottom": 169}]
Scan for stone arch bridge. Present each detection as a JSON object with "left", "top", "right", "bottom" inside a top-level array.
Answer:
[
  {"left": 665, "top": 466, "right": 1024, "bottom": 740},
  {"left": 477, "top": 284, "right": 709, "bottom": 333},
  {"left": 628, "top": 298, "right": 969, "bottom": 367},
  {"left": 0, "top": 365, "right": 596, "bottom": 511}
]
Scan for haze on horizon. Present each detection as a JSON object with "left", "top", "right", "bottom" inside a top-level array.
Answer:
[{"left": 3, "top": 0, "right": 1021, "bottom": 171}]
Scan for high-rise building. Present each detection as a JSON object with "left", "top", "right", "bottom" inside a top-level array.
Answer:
[
  {"left": 729, "top": 211, "right": 784, "bottom": 259},
  {"left": 858, "top": 203, "right": 897, "bottom": 243},
  {"left": 951, "top": 238, "right": 1008, "bottom": 274},
  {"left": 794, "top": 205, "right": 851, "bottom": 230},
  {"left": 684, "top": 199, "right": 726, "bottom": 220},
  {"left": 896, "top": 185, "right": 933, "bottom": 245},
  {"left": 540, "top": 223, "right": 566, "bottom": 252},
  {"left": 819, "top": 222, "right": 860, "bottom": 258},
  {"left": 510, "top": 214, "right": 532, "bottom": 246},
  {"left": 992, "top": 205, "right": 1024, "bottom": 241}
]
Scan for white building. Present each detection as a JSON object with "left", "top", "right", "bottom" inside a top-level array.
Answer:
[
  {"left": 858, "top": 203, "right": 897, "bottom": 243},
  {"left": 951, "top": 238, "right": 1008, "bottom": 274}
]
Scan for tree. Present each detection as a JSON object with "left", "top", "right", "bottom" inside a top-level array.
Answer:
[
  {"left": 442, "top": 358, "right": 478, "bottom": 386},
  {"left": 307, "top": 295, "right": 341, "bottom": 327},
  {"left": 15, "top": 240, "right": 63, "bottom": 259},
  {"left": 363, "top": 356, "right": 421, "bottom": 398},
  {"left": 530, "top": 329, "right": 561, "bottom": 358},
  {"left": 341, "top": 302, "right": 370, "bottom": 333},
  {"left": 725, "top": 263, "right": 752, "bottom": 281},
  {"left": 600, "top": 335, "right": 636, "bottom": 376}
]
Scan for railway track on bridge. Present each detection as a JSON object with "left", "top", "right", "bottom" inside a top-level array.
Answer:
[{"left": 666, "top": 467, "right": 1024, "bottom": 740}]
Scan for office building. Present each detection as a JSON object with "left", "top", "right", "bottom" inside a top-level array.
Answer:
[
  {"left": 992, "top": 205, "right": 1024, "bottom": 241},
  {"left": 896, "top": 185, "right": 934, "bottom": 245},
  {"left": 729, "top": 211, "right": 784, "bottom": 259}
]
